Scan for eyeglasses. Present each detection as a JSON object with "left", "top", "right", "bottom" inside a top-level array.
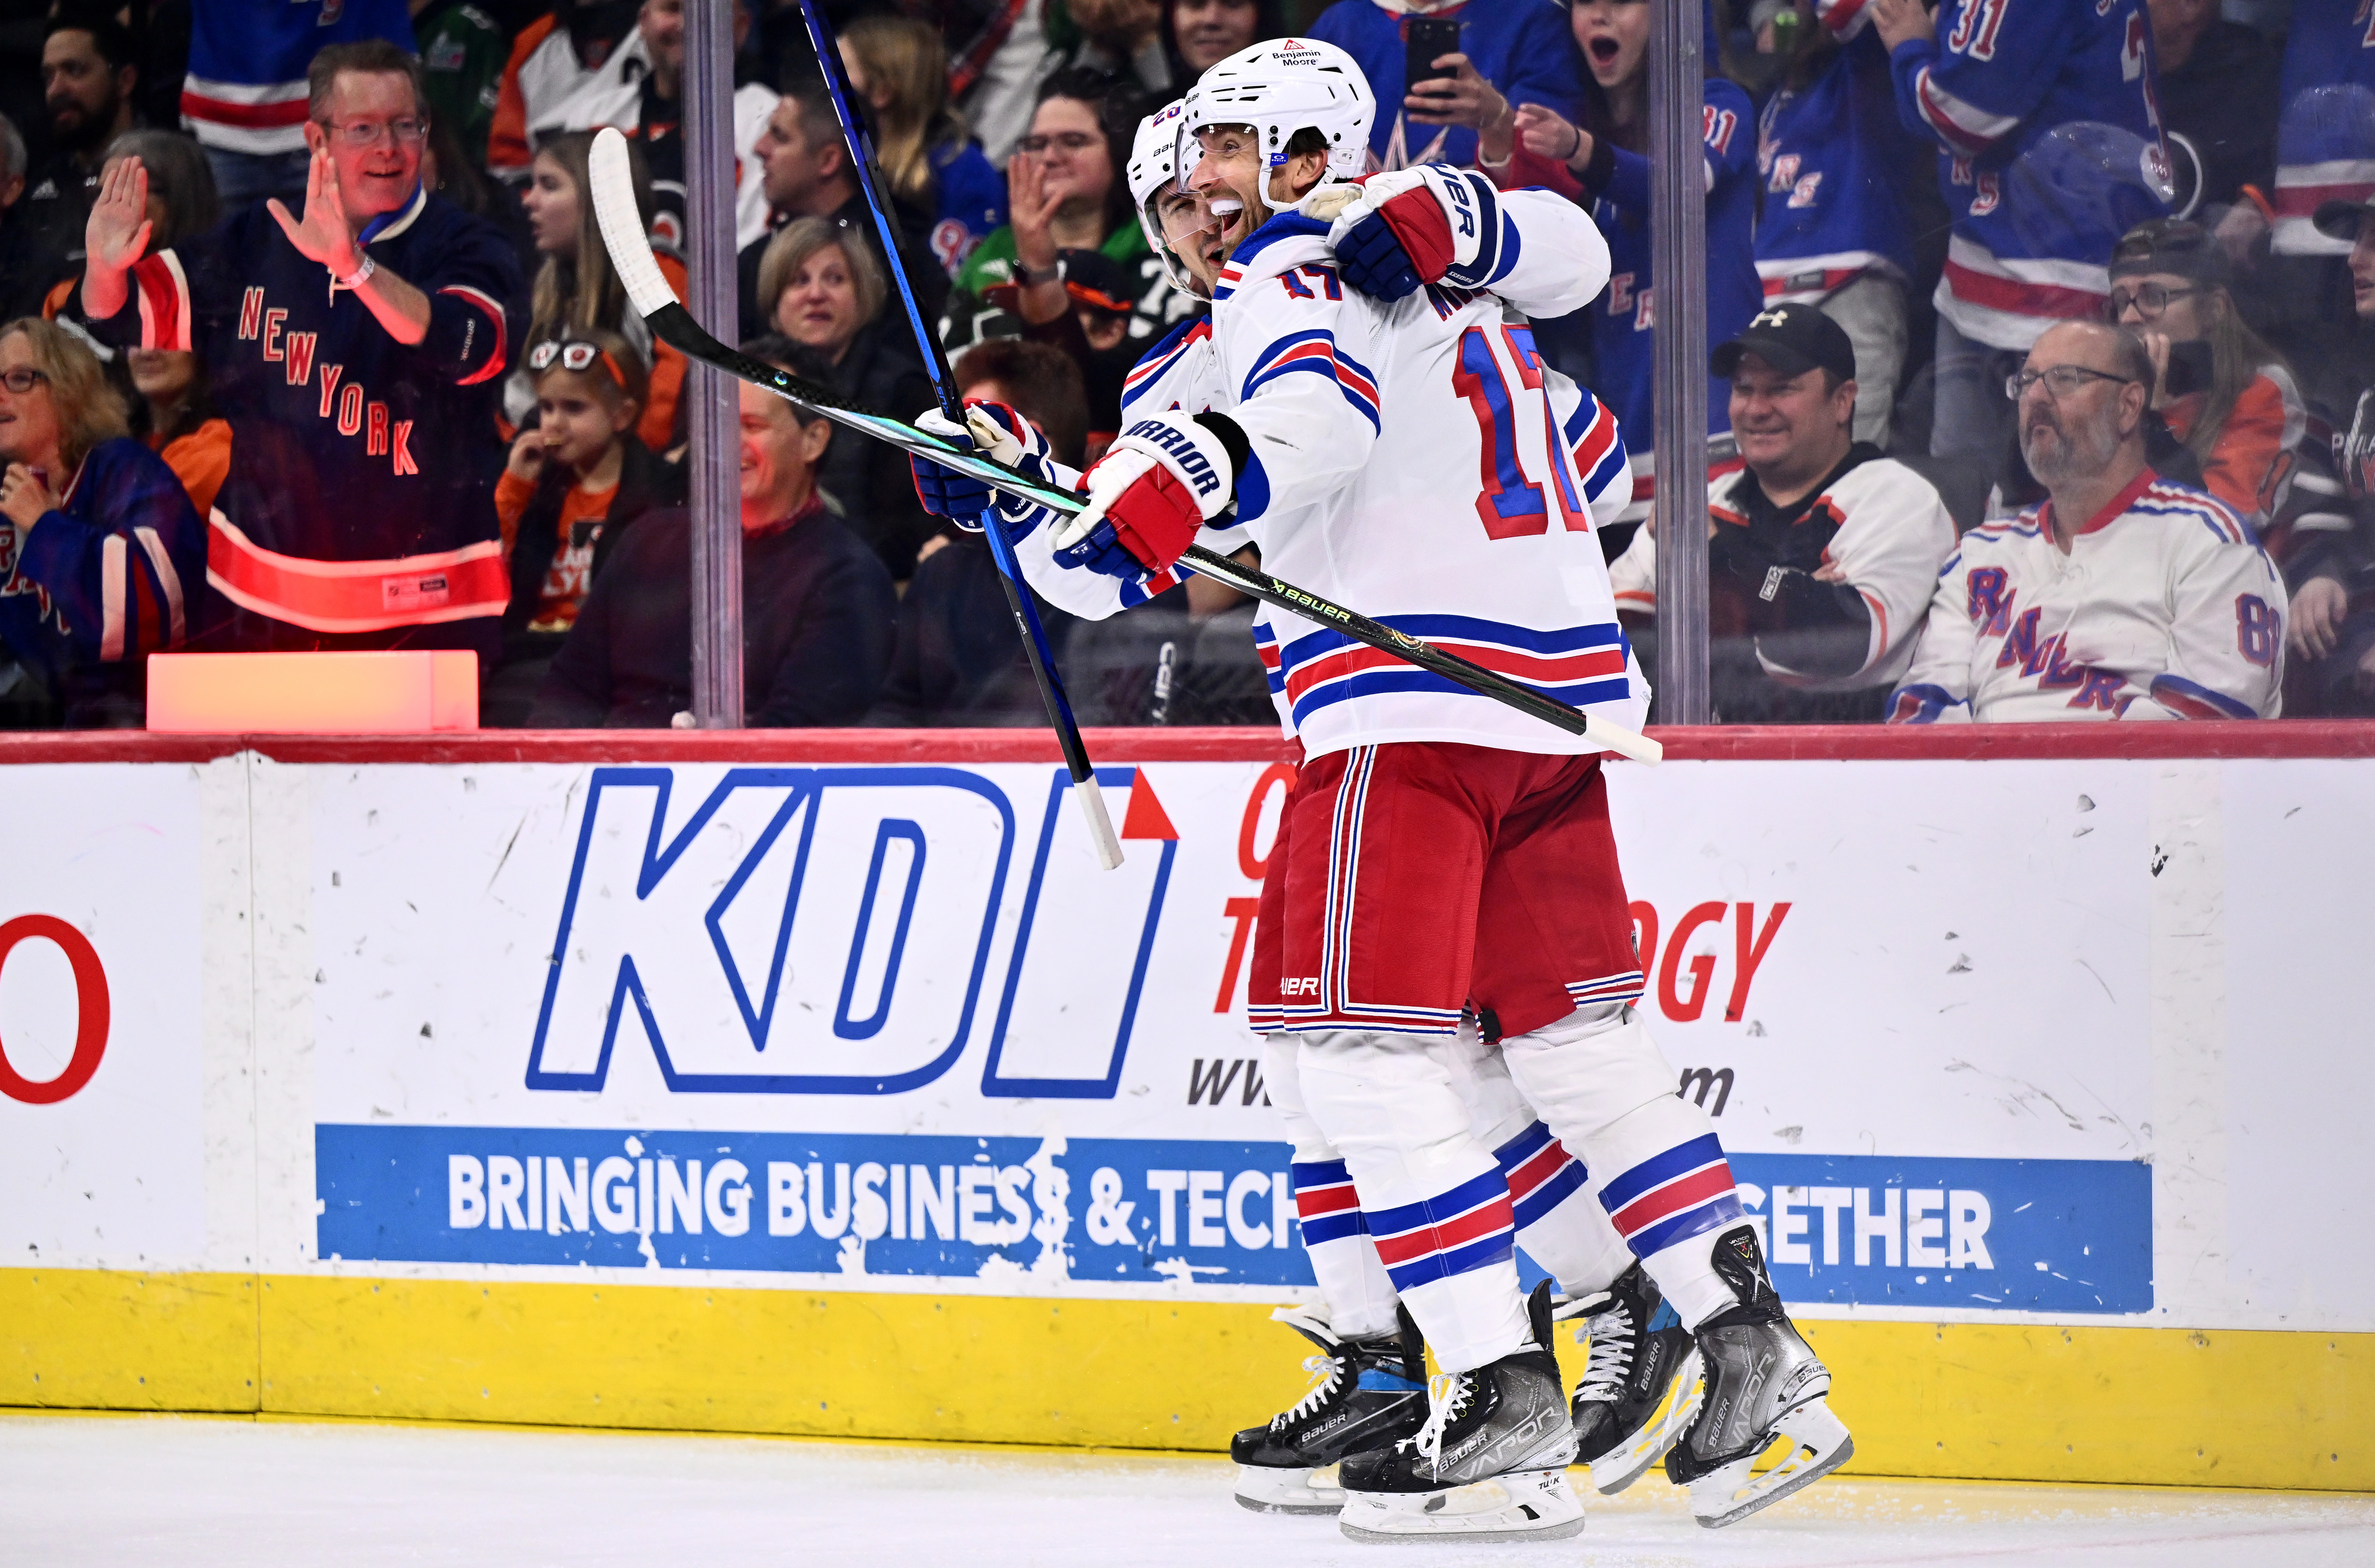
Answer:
[
  {"left": 1017, "top": 131, "right": 1100, "bottom": 155},
  {"left": 0, "top": 368, "right": 49, "bottom": 394},
  {"left": 528, "top": 339, "right": 626, "bottom": 386},
  {"left": 317, "top": 116, "right": 430, "bottom": 150},
  {"left": 2004, "top": 365, "right": 2136, "bottom": 400},
  {"left": 2106, "top": 283, "right": 2202, "bottom": 319}
]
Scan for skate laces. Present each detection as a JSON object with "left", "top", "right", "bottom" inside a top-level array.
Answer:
[
  {"left": 1574, "top": 1300, "right": 1636, "bottom": 1406},
  {"left": 1410, "top": 1371, "right": 1474, "bottom": 1467},
  {"left": 1271, "top": 1352, "right": 1348, "bottom": 1430}
]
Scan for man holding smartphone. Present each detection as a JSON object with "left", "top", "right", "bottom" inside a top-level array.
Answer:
[{"left": 1307, "top": 0, "right": 1587, "bottom": 171}]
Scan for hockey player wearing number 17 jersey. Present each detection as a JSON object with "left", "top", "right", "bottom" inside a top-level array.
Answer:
[{"left": 1041, "top": 37, "right": 1851, "bottom": 1540}]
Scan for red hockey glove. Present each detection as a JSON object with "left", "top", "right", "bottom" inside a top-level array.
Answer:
[{"left": 1051, "top": 413, "right": 1236, "bottom": 579}]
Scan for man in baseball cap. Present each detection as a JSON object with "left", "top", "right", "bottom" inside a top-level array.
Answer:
[{"left": 1607, "top": 299, "right": 1956, "bottom": 720}]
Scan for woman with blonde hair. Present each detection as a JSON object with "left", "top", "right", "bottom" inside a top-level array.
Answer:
[
  {"left": 837, "top": 13, "right": 1007, "bottom": 274},
  {"left": 756, "top": 218, "right": 936, "bottom": 577},
  {"left": 0, "top": 318, "right": 211, "bottom": 725},
  {"left": 514, "top": 131, "right": 690, "bottom": 454}
]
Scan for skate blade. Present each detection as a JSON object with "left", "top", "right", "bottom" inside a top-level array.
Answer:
[
  {"left": 1588, "top": 1348, "right": 1704, "bottom": 1496},
  {"left": 1338, "top": 1468, "right": 1584, "bottom": 1543},
  {"left": 1232, "top": 1462, "right": 1343, "bottom": 1515},
  {"left": 1689, "top": 1398, "right": 1854, "bottom": 1529}
]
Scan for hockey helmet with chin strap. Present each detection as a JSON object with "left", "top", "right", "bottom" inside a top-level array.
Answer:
[
  {"left": 1130, "top": 99, "right": 1205, "bottom": 296},
  {"left": 1180, "top": 36, "right": 1375, "bottom": 216}
]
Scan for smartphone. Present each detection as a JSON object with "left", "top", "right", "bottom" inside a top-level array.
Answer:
[
  {"left": 1404, "top": 17, "right": 1462, "bottom": 91},
  {"left": 2162, "top": 339, "right": 2213, "bottom": 399}
]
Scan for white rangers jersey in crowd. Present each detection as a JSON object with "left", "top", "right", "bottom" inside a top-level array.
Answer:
[
  {"left": 1888, "top": 470, "right": 2286, "bottom": 721},
  {"left": 1002, "top": 170, "right": 1634, "bottom": 756},
  {"left": 1609, "top": 451, "right": 1956, "bottom": 690}
]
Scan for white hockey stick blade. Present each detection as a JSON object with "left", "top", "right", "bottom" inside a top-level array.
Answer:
[
  {"left": 1591, "top": 716, "right": 1663, "bottom": 766},
  {"left": 589, "top": 128, "right": 678, "bottom": 318},
  {"left": 1076, "top": 776, "right": 1124, "bottom": 870}
]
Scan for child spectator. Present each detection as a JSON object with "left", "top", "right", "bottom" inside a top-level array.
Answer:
[
  {"left": 755, "top": 216, "right": 936, "bottom": 577},
  {"left": 486, "top": 330, "right": 679, "bottom": 726},
  {"left": 837, "top": 12, "right": 1008, "bottom": 276},
  {"left": 531, "top": 336, "right": 896, "bottom": 728},
  {"left": 515, "top": 130, "right": 688, "bottom": 454},
  {"left": 1481, "top": 0, "right": 1760, "bottom": 527},
  {"left": 1751, "top": 0, "right": 1923, "bottom": 447},
  {"left": 2108, "top": 219, "right": 2307, "bottom": 526},
  {"left": 868, "top": 337, "right": 1087, "bottom": 726},
  {"left": 0, "top": 317, "right": 210, "bottom": 726}
]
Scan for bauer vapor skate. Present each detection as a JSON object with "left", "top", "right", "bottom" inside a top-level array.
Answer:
[
  {"left": 1230, "top": 1304, "right": 1428, "bottom": 1514},
  {"left": 1552, "top": 1260, "right": 1704, "bottom": 1495},
  {"left": 1664, "top": 1225, "right": 1854, "bottom": 1528},
  {"left": 1335, "top": 1286, "right": 1583, "bottom": 1543}
]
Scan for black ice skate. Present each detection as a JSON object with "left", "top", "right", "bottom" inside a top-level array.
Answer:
[
  {"left": 1663, "top": 1225, "right": 1854, "bottom": 1528},
  {"left": 1229, "top": 1304, "right": 1428, "bottom": 1514},
  {"left": 1334, "top": 1286, "right": 1583, "bottom": 1542},
  {"left": 1550, "top": 1260, "right": 1704, "bottom": 1494}
]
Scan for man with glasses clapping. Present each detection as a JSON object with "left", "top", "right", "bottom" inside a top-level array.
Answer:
[{"left": 68, "top": 39, "right": 527, "bottom": 663}]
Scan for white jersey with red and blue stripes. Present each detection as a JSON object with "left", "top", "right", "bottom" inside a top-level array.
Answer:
[
  {"left": 1888, "top": 470, "right": 2287, "bottom": 722},
  {"left": 1201, "top": 189, "right": 1641, "bottom": 761}
]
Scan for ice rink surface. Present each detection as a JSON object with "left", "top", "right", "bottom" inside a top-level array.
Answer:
[{"left": 7, "top": 1413, "right": 2372, "bottom": 1567}]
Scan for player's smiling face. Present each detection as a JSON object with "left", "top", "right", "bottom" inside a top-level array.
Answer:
[
  {"left": 1154, "top": 185, "right": 1224, "bottom": 293},
  {"left": 1574, "top": 0, "right": 1651, "bottom": 91},
  {"left": 1189, "top": 124, "right": 1268, "bottom": 256}
]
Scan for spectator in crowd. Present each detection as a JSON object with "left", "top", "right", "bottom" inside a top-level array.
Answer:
[
  {"left": 2261, "top": 0, "right": 2375, "bottom": 258},
  {"left": 1870, "top": 0, "right": 2170, "bottom": 471},
  {"left": 1749, "top": 0, "right": 1923, "bottom": 447},
  {"left": 1479, "top": 0, "right": 1759, "bottom": 529},
  {"left": 1046, "top": 0, "right": 1174, "bottom": 99},
  {"left": 868, "top": 336, "right": 1086, "bottom": 725},
  {"left": 2108, "top": 219, "right": 2307, "bottom": 525},
  {"left": 838, "top": 12, "right": 1008, "bottom": 275},
  {"left": 1612, "top": 304, "right": 1955, "bottom": 720},
  {"left": 18, "top": 13, "right": 141, "bottom": 312},
  {"left": 33, "top": 129, "right": 219, "bottom": 320},
  {"left": 73, "top": 41, "right": 526, "bottom": 661},
  {"left": 179, "top": 0, "right": 414, "bottom": 207},
  {"left": 515, "top": 130, "right": 687, "bottom": 453},
  {"left": 489, "top": 0, "right": 639, "bottom": 181},
  {"left": 544, "top": 0, "right": 781, "bottom": 254},
  {"left": 414, "top": 0, "right": 512, "bottom": 172},
  {"left": 1309, "top": 0, "right": 1582, "bottom": 172},
  {"left": 0, "top": 111, "right": 39, "bottom": 323},
  {"left": 2281, "top": 191, "right": 2375, "bottom": 713},
  {"left": 2145, "top": 0, "right": 2277, "bottom": 223},
  {"left": 1888, "top": 320, "right": 2287, "bottom": 722},
  {"left": 0, "top": 317, "right": 209, "bottom": 726},
  {"left": 127, "top": 339, "right": 231, "bottom": 520},
  {"left": 755, "top": 216, "right": 935, "bottom": 575},
  {"left": 532, "top": 335, "right": 897, "bottom": 727},
  {"left": 946, "top": 71, "right": 1181, "bottom": 372},
  {"left": 1162, "top": 0, "right": 1278, "bottom": 80},
  {"left": 487, "top": 330, "right": 678, "bottom": 724},
  {"left": 741, "top": 79, "right": 947, "bottom": 340}
]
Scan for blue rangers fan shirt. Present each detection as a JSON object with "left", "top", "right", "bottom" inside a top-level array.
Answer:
[
  {"left": 1756, "top": 6, "right": 1920, "bottom": 307},
  {"left": 74, "top": 185, "right": 526, "bottom": 649}
]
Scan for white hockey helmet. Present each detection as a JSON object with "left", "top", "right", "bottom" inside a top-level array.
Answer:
[
  {"left": 1181, "top": 36, "right": 1375, "bottom": 215},
  {"left": 1129, "top": 99, "right": 1202, "bottom": 295}
]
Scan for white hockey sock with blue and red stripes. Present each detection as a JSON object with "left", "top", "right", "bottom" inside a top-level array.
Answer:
[
  {"left": 1298, "top": 1030, "right": 1533, "bottom": 1373},
  {"left": 1501, "top": 1003, "right": 1747, "bottom": 1330},
  {"left": 1443, "top": 1031, "right": 1637, "bottom": 1297},
  {"left": 1263, "top": 1030, "right": 1400, "bottom": 1339}
]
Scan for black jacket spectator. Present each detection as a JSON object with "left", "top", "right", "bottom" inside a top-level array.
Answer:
[
  {"left": 2149, "top": 1, "right": 2278, "bottom": 219},
  {"left": 530, "top": 498, "right": 898, "bottom": 727},
  {"left": 17, "top": 15, "right": 140, "bottom": 316}
]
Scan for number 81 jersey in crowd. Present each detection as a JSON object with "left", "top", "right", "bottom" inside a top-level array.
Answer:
[{"left": 1197, "top": 190, "right": 1642, "bottom": 760}]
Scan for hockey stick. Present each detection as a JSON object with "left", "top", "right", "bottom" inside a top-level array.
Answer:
[
  {"left": 765, "top": 22, "right": 1125, "bottom": 871},
  {"left": 585, "top": 133, "right": 1661, "bottom": 766}
]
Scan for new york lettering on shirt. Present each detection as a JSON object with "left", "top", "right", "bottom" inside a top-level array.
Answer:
[{"left": 235, "top": 285, "right": 420, "bottom": 476}]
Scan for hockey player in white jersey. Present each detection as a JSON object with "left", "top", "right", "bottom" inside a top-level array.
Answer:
[
  {"left": 910, "top": 97, "right": 1712, "bottom": 1521},
  {"left": 1888, "top": 320, "right": 2287, "bottom": 723},
  {"left": 1033, "top": 38, "right": 1851, "bottom": 1539}
]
